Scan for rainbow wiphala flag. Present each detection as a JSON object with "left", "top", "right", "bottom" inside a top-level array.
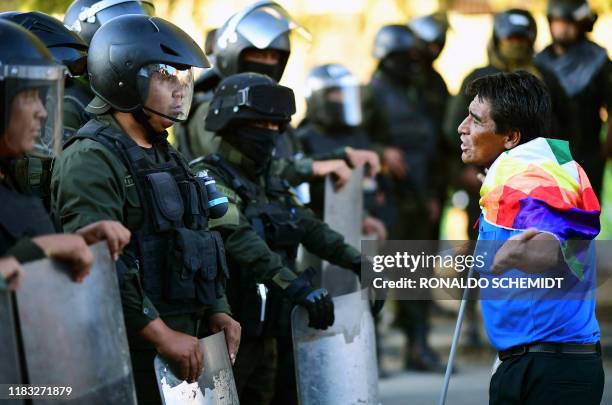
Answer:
[{"left": 480, "top": 137, "right": 601, "bottom": 278}]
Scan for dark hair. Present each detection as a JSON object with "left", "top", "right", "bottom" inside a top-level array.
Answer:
[{"left": 466, "top": 71, "right": 552, "bottom": 144}]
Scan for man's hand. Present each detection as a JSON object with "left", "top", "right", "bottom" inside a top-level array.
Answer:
[
  {"left": 141, "top": 318, "right": 203, "bottom": 383},
  {"left": 32, "top": 234, "right": 93, "bottom": 282},
  {"left": 0, "top": 257, "right": 24, "bottom": 291},
  {"left": 383, "top": 147, "right": 408, "bottom": 180},
  {"left": 312, "top": 159, "right": 352, "bottom": 191},
  {"left": 208, "top": 313, "right": 241, "bottom": 365},
  {"left": 76, "top": 220, "right": 131, "bottom": 261},
  {"left": 491, "top": 228, "right": 560, "bottom": 274},
  {"left": 362, "top": 216, "right": 388, "bottom": 240},
  {"left": 345, "top": 147, "right": 381, "bottom": 177}
]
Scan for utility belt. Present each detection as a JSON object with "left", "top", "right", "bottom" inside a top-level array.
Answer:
[{"left": 498, "top": 342, "right": 601, "bottom": 361}]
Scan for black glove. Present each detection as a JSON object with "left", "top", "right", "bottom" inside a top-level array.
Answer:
[{"left": 285, "top": 267, "right": 334, "bottom": 330}]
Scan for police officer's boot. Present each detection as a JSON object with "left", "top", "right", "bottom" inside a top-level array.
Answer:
[{"left": 405, "top": 324, "right": 446, "bottom": 373}]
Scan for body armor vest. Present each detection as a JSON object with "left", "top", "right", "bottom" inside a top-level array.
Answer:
[
  {"left": 201, "top": 154, "right": 304, "bottom": 337},
  {"left": 67, "top": 119, "right": 228, "bottom": 316}
]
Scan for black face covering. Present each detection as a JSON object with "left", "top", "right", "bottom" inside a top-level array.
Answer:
[
  {"left": 241, "top": 61, "right": 284, "bottom": 82},
  {"left": 380, "top": 53, "right": 423, "bottom": 85},
  {"left": 226, "top": 126, "right": 279, "bottom": 173}
]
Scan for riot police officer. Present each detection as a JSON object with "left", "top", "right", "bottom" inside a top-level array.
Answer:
[
  {"left": 0, "top": 20, "right": 127, "bottom": 283},
  {"left": 191, "top": 72, "right": 368, "bottom": 405},
  {"left": 179, "top": 1, "right": 371, "bottom": 192},
  {"left": 296, "top": 63, "right": 385, "bottom": 237},
  {"left": 362, "top": 23, "right": 446, "bottom": 372},
  {"left": 535, "top": 0, "right": 611, "bottom": 196},
  {"left": 62, "top": 0, "right": 156, "bottom": 138},
  {"left": 0, "top": 11, "right": 89, "bottom": 207},
  {"left": 50, "top": 15, "right": 240, "bottom": 404}
]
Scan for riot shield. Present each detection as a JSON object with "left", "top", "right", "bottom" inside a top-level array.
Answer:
[
  {"left": 17, "top": 242, "right": 137, "bottom": 404},
  {"left": 321, "top": 166, "right": 363, "bottom": 295},
  {"left": 0, "top": 290, "right": 24, "bottom": 404},
  {"left": 292, "top": 286, "right": 380, "bottom": 405},
  {"left": 154, "top": 331, "right": 239, "bottom": 405}
]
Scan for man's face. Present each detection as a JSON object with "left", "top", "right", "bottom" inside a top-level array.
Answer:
[
  {"left": 242, "top": 49, "right": 281, "bottom": 66},
  {"left": 145, "top": 71, "right": 187, "bottom": 131},
  {"left": 0, "top": 89, "right": 47, "bottom": 157},
  {"left": 458, "top": 96, "right": 508, "bottom": 167},
  {"left": 550, "top": 18, "right": 580, "bottom": 45}
]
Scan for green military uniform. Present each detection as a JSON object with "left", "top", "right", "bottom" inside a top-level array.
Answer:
[
  {"left": 191, "top": 139, "right": 361, "bottom": 405},
  {"left": 51, "top": 114, "right": 231, "bottom": 405}
]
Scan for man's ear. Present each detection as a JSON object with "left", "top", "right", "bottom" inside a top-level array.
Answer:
[{"left": 504, "top": 129, "right": 521, "bottom": 150}]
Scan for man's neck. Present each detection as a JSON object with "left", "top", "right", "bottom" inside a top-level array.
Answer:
[
  {"left": 552, "top": 43, "right": 568, "bottom": 57},
  {"left": 113, "top": 111, "right": 153, "bottom": 148}
]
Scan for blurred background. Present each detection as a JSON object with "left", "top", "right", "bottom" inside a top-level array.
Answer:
[{"left": 2, "top": 0, "right": 610, "bottom": 403}]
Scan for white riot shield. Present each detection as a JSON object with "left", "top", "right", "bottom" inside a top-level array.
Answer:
[
  {"left": 154, "top": 331, "right": 240, "bottom": 405},
  {"left": 17, "top": 242, "right": 137, "bottom": 404},
  {"left": 291, "top": 287, "right": 380, "bottom": 405}
]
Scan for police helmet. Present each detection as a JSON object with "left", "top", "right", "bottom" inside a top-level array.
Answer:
[{"left": 205, "top": 72, "right": 295, "bottom": 133}]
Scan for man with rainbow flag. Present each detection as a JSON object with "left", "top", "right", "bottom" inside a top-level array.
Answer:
[{"left": 458, "top": 71, "right": 604, "bottom": 404}]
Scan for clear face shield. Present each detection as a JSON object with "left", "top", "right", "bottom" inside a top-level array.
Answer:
[
  {"left": 136, "top": 63, "right": 195, "bottom": 123},
  {"left": 1, "top": 64, "right": 65, "bottom": 158},
  {"left": 216, "top": 1, "right": 311, "bottom": 51},
  {"left": 306, "top": 73, "right": 362, "bottom": 127}
]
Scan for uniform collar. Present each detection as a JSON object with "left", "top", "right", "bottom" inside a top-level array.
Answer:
[{"left": 217, "top": 139, "right": 259, "bottom": 176}]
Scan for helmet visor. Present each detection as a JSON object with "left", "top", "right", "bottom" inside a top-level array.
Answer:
[
  {"left": 306, "top": 74, "right": 362, "bottom": 126},
  {"left": 217, "top": 1, "right": 311, "bottom": 51},
  {"left": 1, "top": 64, "right": 65, "bottom": 157},
  {"left": 237, "top": 83, "right": 296, "bottom": 117},
  {"left": 136, "top": 63, "right": 195, "bottom": 122}
]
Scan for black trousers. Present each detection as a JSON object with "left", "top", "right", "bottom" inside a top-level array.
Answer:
[{"left": 490, "top": 352, "right": 604, "bottom": 405}]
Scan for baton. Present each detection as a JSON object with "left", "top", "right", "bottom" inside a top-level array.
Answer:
[{"left": 438, "top": 266, "right": 474, "bottom": 405}]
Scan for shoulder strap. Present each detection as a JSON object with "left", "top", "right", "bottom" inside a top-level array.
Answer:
[{"left": 194, "top": 154, "right": 257, "bottom": 202}]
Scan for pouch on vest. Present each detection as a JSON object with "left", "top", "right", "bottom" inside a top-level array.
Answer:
[
  {"left": 146, "top": 172, "right": 184, "bottom": 232},
  {"left": 261, "top": 204, "right": 303, "bottom": 250},
  {"left": 178, "top": 179, "right": 209, "bottom": 230},
  {"left": 166, "top": 228, "right": 203, "bottom": 301}
]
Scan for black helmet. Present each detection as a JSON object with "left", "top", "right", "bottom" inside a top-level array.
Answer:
[
  {"left": 408, "top": 12, "right": 449, "bottom": 53},
  {"left": 214, "top": 1, "right": 310, "bottom": 81},
  {"left": 305, "top": 64, "right": 362, "bottom": 128},
  {"left": 86, "top": 14, "right": 209, "bottom": 122},
  {"left": 547, "top": 0, "right": 597, "bottom": 32},
  {"left": 493, "top": 9, "right": 537, "bottom": 45},
  {"left": 372, "top": 24, "right": 423, "bottom": 61},
  {"left": 0, "top": 20, "right": 65, "bottom": 157},
  {"left": 0, "top": 11, "right": 88, "bottom": 76},
  {"left": 64, "top": 0, "right": 155, "bottom": 45},
  {"left": 205, "top": 72, "right": 295, "bottom": 132}
]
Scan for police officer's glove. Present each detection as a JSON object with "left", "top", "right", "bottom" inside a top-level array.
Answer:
[{"left": 285, "top": 267, "right": 334, "bottom": 330}]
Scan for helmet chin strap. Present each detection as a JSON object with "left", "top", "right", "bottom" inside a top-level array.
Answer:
[
  {"left": 143, "top": 106, "right": 184, "bottom": 123},
  {"left": 131, "top": 108, "right": 168, "bottom": 144}
]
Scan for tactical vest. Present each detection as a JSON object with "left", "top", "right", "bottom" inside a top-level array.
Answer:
[
  {"left": 0, "top": 179, "right": 55, "bottom": 255},
  {"left": 67, "top": 119, "right": 228, "bottom": 316},
  {"left": 200, "top": 154, "right": 304, "bottom": 337},
  {"left": 369, "top": 74, "right": 438, "bottom": 193}
]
